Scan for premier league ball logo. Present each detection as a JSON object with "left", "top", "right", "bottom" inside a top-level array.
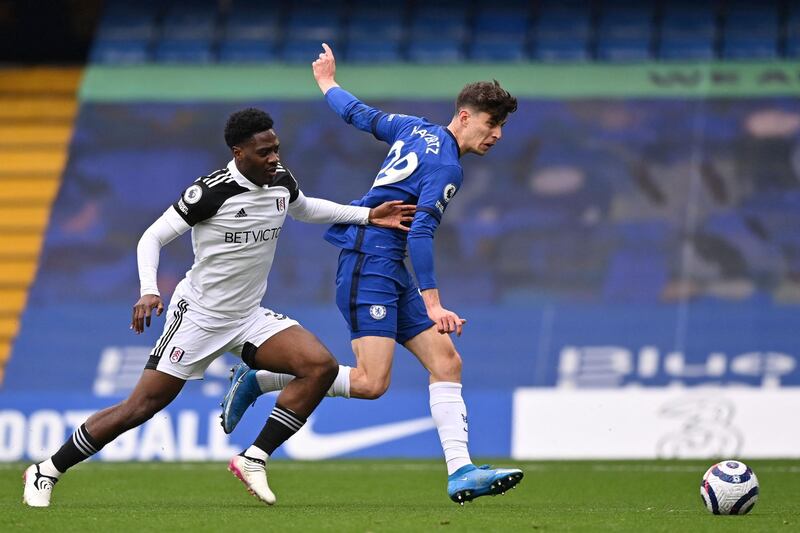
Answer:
[
  {"left": 443, "top": 183, "right": 457, "bottom": 203},
  {"left": 183, "top": 185, "right": 203, "bottom": 204}
]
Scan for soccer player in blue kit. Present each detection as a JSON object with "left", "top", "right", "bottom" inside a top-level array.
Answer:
[{"left": 222, "top": 44, "right": 522, "bottom": 504}]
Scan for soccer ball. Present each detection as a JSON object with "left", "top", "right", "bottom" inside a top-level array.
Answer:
[{"left": 700, "top": 460, "right": 759, "bottom": 515}]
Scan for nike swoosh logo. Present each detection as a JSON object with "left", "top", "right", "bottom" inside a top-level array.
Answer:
[{"left": 284, "top": 416, "right": 436, "bottom": 460}]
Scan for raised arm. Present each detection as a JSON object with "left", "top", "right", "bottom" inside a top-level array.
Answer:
[
  {"left": 312, "top": 43, "right": 414, "bottom": 143},
  {"left": 312, "top": 42, "right": 340, "bottom": 95}
]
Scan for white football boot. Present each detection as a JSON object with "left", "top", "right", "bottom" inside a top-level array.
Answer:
[
  {"left": 23, "top": 464, "right": 59, "bottom": 507},
  {"left": 228, "top": 454, "right": 276, "bottom": 505}
]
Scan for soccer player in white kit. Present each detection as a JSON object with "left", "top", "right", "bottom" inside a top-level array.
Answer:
[{"left": 22, "top": 108, "right": 414, "bottom": 507}]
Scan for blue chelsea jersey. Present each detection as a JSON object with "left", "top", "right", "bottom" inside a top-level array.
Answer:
[{"left": 323, "top": 88, "right": 463, "bottom": 261}]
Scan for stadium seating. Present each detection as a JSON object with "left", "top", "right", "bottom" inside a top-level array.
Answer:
[
  {"left": 721, "top": 3, "right": 780, "bottom": 59},
  {"left": 596, "top": 6, "right": 653, "bottom": 62},
  {"left": 88, "top": 0, "right": 796, "bottom": 64},
  {"left": 0, "top": 68, "right": 78, "bottom": 384}
]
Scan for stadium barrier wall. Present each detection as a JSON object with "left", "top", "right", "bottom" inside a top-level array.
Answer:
[{"left": 512, "top": 389, "right": 800, "bottom": 460}]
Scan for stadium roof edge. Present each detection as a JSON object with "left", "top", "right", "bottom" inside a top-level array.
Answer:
[{"left": 80, "top": 63, "right": 800, "bottom": 101}]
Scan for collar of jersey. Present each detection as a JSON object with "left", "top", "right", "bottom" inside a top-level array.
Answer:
[
  {"left": 227, "top": 159, "right": 264, "bottom": 191},
  {"left": 443, "top": 127, "right": 461, "bottom": 159}
]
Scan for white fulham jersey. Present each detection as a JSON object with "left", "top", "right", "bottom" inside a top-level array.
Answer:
[{"left": 160, "top": 160, "right": 366, "bottom": 319}]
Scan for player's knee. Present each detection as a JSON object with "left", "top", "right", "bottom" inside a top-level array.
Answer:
[
  {"left": 306, "top": 350, "right": 338, "bottom": 387},
  {"left": 320, "top": 355, "right": 339, "bottom": 386},
  {"left": 431, "top": 348, "right": 462, "bottom": 381},
  {"left": 449, "top": 350, "right": 463, "bottom": 374},
  {"left": 360, "top": 376, "right": 390, "bottom": 400}
]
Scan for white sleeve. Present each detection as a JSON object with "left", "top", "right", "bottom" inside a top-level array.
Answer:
[
  {"left": 288, "top": 190, "right": 370, "bottom": 225},
  {"left": 137, "top": 208, "right": 191, "bottom": 297}
]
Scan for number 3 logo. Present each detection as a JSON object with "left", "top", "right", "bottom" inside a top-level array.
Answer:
[{"left": 373, "top": 141, "right": 418, "bottom": 188}]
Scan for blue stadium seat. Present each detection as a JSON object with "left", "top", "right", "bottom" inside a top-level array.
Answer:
[
  {"left": 658, "top": 36, "right": 716, "bottom": 61},
  {"left": 658, "top": 5, "right": 718, "bottom": 62},
  {"left": 719, "top": 4, "right": 778, "bottom": 60},
  {"left": 469, "top": 38, "right": 527, "bottom": 62},
  {"left": 722, "top": 36, "right": 777, "bottom": 60},
  {"left": 95, "top": 1, "right": 159, "bottom": 41},
  {"left": 409, "top": 10, "right": 468, "bottom": 40},
  {"left": 281, "top": 38, "right": 337, "bottom": 63},
  {"left": 473, "top": 9, "right": 529, "bottom": 40},
  {"left": 595, "top": 5, "right": 654, "bottom": 62},
  {"left": 533, "top": 6, "right": 591, "bottom": 61},
  {"left": 346, "top": 11, "right": 405, "bottom": 41},
  {"left": 407, "top": 40, "right": 464, "bottom": 63},
  {"left": 223, "top": 8, "right": 280, "bottom": 41},
  {"left": 538, "top": 0, "right": 591, "bottom": 8},
  {"left": 154, "top": 39, "right": 214, "bottom": 63},
  {"left": 286, "top": 7, "right": 342, "bottom": 41},
  {"left": 95, "top": 18, "right": 157, "bottom": 42},
  {"left": 596, "top": 36, "right": 652, "bottom": 62},
  {"left": 484, "top": 0, "right": 529, "bottom": 8},
  {"left": 532, "top": 37, "right": 590, "bottom": 62},
  {"left": 161, "top": 7, "right": 218, "bottom": 40},
  {"left": 660, "top": 8, "right": 716, "bottom": 40},
  {"left": 787, "top": 9, "right": 800, "bottom": 58},
  {"left": 90, "top": 40, "right": 150, "bottom": 64},
  {"left": 345, "top": 40, "right": 403, "bottom": 63},
  {"left": 535, "top": 8, "right": 591, "bottom": 41},
  {"left": 596, "top": 7, "right": 653, "bottom": 39},
  {"left": 218, "top": 39, "right": 276, "bottom": 63}
]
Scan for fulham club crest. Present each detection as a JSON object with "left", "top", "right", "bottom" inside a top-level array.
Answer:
[
  {"left": 276, "top": 197, "right": 286, "bottom": 213},
  {"left": 169, "top": 347, "right": 185, "bottom": 363}
]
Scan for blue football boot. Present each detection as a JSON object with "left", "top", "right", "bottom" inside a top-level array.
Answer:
[
  {"left": 447, "top": 464, "right": 524, "bottom": 505},
  {"left": 220, "top": 362, "right": 261, "bottom": 434}
]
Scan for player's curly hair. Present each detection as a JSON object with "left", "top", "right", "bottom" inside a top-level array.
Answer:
[
  {"left": 455, "top": 80, "right": 518, "bottom": 125},
  {"left": 224, "top": 108, "right": 274, "bottom": 148}
]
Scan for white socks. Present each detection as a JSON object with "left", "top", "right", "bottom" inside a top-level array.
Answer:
[
  {"left": 244, "top": 445, "right": 268, "bottom": 462},
  {"left": 38, "top": 458, "right": 61, "bottom": 478},
  {"left": 326, "top": 365, "right": 351, "bottom": 397},
  {"left": 255, "top": 365, "right": 351, "bottom": 398},
  {"left": 429, "top": 382, "right": 472, "bottom": 475},
  {"left": 255, "top": 369, "right": 293, "bottom": 393}
]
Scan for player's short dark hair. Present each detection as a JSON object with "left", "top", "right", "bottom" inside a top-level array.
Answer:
[
  {"left": 224, "top": 108, "right": 274, "bottom": 148},
  {"left": 455, "top": 80, "right": 518, "bottom": 125}
]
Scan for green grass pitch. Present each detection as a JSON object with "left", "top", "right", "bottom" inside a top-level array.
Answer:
[{"left": 2, "top": 460, "right": 799, "bottom": 532}]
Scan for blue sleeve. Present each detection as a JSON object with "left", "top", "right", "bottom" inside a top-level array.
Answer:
[
  {"left": 407, "top": 165, "right": 462, "bottom": 290},
  {"left": 414, "top": 165, "right": 462, "bottom": 223},
  {"left": 325, "top": 87, "right": 417, "bottom": 144},
  {"left": 408, "top": 213, "right": 438, "bottom": 290}
]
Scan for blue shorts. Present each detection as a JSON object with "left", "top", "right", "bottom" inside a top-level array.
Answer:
[{"left": 335, "top": 249, "right": 434, "bottom": 343}]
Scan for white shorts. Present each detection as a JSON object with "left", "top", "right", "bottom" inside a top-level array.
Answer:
[{"left": 144, "top": 298, "right": 299, "bottom": 380}]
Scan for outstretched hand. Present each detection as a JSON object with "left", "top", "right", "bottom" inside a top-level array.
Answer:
[
  {"left": 368, "top": 200, "right": 416, "bottom": 231},
  {"left": 312, "top": 42, "right": 339, "bottom": 94},
  {"left": 131, "top": 294, "right": 164, "bottom": 334}
]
